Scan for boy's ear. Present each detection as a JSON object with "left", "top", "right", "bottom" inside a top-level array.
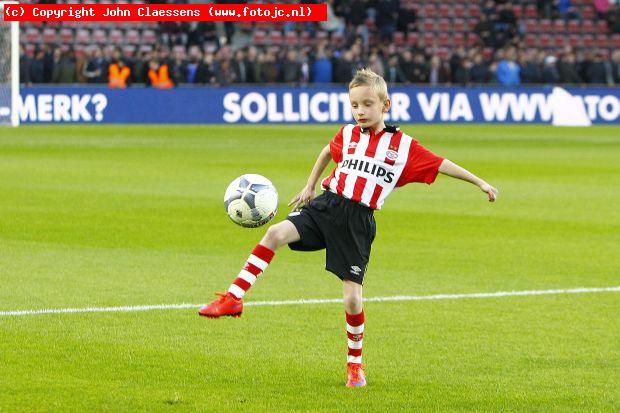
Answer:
[{"left": 383, "top": 98, "right": 392, "bottom": 113}]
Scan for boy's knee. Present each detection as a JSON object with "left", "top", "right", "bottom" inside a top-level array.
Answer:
[
  {"left": 344, "top": 289, "right": 363, "bottom": 313},
  {"left": 263, "top": 223, "right": 288, "bottom": 248}
]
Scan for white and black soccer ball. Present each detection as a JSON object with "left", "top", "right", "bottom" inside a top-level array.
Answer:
[{"left": 224, "top": 174, "right": 278, "bottom": 228}]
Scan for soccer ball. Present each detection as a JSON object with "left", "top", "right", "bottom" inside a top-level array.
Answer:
[{"left": 224, "top": 174, "right": 278, "bottom": 228}]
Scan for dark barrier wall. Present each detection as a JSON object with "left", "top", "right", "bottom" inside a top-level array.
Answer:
[{"left": 18, "top": 86, "right": 620, "bottom": 125}]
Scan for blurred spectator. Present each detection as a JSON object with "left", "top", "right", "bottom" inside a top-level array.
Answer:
[
  {"left": 474, "top": 14, "right": 496, "bottom": 48},
  {"left": 280, "top": 49, "right": 303, "bottom": 84},
  {"left": 52, "top": 47, "right": 77, "bottom": 84},
  {"left": 312, "top": 47, "right": 333, "bottom": 83},
  {"left": 83, "top": 47, "right": 107, "bottom": 84},
  {"left": 196, "top": 52, "right": 217, "bottom": 85},
  {"left": 612, "top": 50, "right": 620, "bottom": 84},
  {"left": 333, "top": 50, "right": 355, "bottom": 83},
  {"left": 594, "top": 0, "right": 610, "bottom": 19},
  {"left": 169, "top": 47, "right": 187, "bottom": 85},
  {"left": 259, "top": 50, "right": 279, "bottom": 83},
  {"left": 108, "top": 50, "right": 131, "bottom": 88},
  {"left": 519, "top": 49, "right": 543, "bottom": 84},
  {"left": 558, "top": 52, "right": 582, "bottom": 83},
  {"left": 429, "top": 55, "right": 451, "bottom": 85},
  {"left": 384, "top": 54, "right": 407, "bottom": 83},
  {"left": 396, "top": 2, "right": 417, "bottom": 34},
  {"left": 542, "top": 55, "right": 560, "bottom": 84},
  {"left": 19, "top": 45, "right": 33, "bottom": 86},
  {"left": 496, "top": 46, "right": 521, "bottom": 85},
  {"left": 469, "top": 53, "right": 492, "bottom": 84},
  {"left": 231, "top": 48, "right": 251, "bottom": 84},
  {"left": 585, "top": 51, "right": 613, "bottom": 84},
  {"left": 147, "top": 58, "right": 173, "bottom": 88},
  {"left": 366, "top": 51, "right": 385, "bottom": 78},
  {"left": 320, "top": 0, "right": 346, "bottom": 34},
  {"left": 29, "top": 49, "right": 46, "bottom": 84},
  {"left": 411, "top": 53, "right": 429, "bottom": 83},
  {"left": 375, "top": 0, "right": 400, "bottom": 42}
]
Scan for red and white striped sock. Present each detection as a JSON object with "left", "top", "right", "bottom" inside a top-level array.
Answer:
[
  {"left": 227, "top": 244, "right": 275, "bottom": 299},
  {"left": 346, "top": 310, "right": 364, "bottom": 364}
]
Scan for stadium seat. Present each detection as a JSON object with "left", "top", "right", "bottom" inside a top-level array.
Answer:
[
  {"left": 512, "top": 5, "right": 522, "bottom": 18},
  {"left": 422, "top": 19, "right": 435, "bottom": 32},
  {"left": 423, "top": 4, "right": 437, "bottom": 18},
  {"left": 552, "top": 20, "right": 565, "bottom": 33},
  {"left": 438, "top": 4, "right": 450, "bottom": 17},
  {"left": 269, "top": 30, "right": 283, "bottom": 45},
  {"left": 524, "top": 19, "right": 537, "bottom": 33},
  {"left": 300, "top": 31, "right": 312, "bottom": 46},
  {"left": 467, "top": 5, "right": 480, "bottom": 18},
  {"left": 453, "top": 4, "right": 466, "bottom": 18},
  {"left": 595, "top": 34, "right": 609, "bottom": 48},
  {"left": 612, "top": 34, "right": 620, "bottom": 48},
  {"left": 539, "top": 19, "right": 552, "bottom": 33},
  {"left": 25, "top": 28, "right": 40, "bottom": 43},
  {"left": 109, "top": 29, "right": 123, "bottom": 46},
  {"left": 467, "top": 33, "right": 480, "bottom": 47},
  {"left": 393, "top": 31, "right": 405, "bottom": 46},
  {"left": 125, "top": 29, "right": 140, "bottom": 45},
  {"left": 59, "top": 28, "right": 74, "bottom": 44},
  {"left": 596, "top": 20, "right": 608, "bottom": 34},
  {"left": 553, "top": 35, "right": 567, "bottom": 48},
  {"left": 438, "top": 32, "right": 450, "bottom": 47},
  {"left": 141, "top": 29, "right": 157, "bottom": 44},
  {"left": 453, "top": 32, "right": 465, "bottom": 46},
  {"left": 582, "top": 34, "right": 594, "bottom": 48},
  {"left": 438, "top": 18, "right": 451, "bottom": 33},
  {"left": 75, "top": 29, "right": 90, "bottom": 44},
  {"left": 525, "top": 34, "right": 537, "bottom": 47},
  {"left": 252, "top": 30, "right": 267, "bottom": 46},
  {"left": 406, "top": 32, "right": 419, "bottom": 46},
  {"left": 42, "top": 28, "right": 57, "bottom": 44},
  {"left": 453, "top": 18, "right": 466, "bottom": 32},
  {"left": 581, "top": 20, "right": 594, "bottom": 33},
  {"left": 525, "top": 4, "right": 537, "bottom": 18},
  {"left": 284, "top": 31, "right": 299, "bottom": 45},
  {"left": 92, "top": 29, "right": 107, "bottom": 45},
  {"left": 567, "top": 20, "right": 579, "bottom": 33},
  {"left": 122, "top": 45, "right": 136, "bottom": 59},
  {"left": 568, "top": 34, "right": 581, "bottom": 48},
  {"left": 581, "top": 6, "right": 595, "bottom": 20},
  {"left": 539, "top": 34, "right": 552, "bottom": 48}
]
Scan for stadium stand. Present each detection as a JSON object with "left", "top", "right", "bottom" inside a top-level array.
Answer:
[{"left": 16, "top": 0, "right": 620, "bottom": 86}]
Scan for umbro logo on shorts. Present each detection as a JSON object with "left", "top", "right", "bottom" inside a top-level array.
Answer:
[{"left": 350, "top": 266, "right": 362, "bottom": 276}]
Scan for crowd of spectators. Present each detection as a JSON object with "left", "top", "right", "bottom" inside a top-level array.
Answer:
[{"left": 18, "top": 0, "right": 620, "bottom": 87}]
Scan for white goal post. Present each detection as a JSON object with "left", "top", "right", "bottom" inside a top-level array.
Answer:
[{"left": 0, "top": 1, "right": 19, "bottom": 127}]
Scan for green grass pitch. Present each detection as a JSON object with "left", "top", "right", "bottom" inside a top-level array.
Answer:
[{"left": 0, "top": 124, "right": 618, "bottom": 412}]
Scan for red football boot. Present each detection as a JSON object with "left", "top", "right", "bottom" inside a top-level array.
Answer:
[
  {"left": 198, "top": 292, "right": 243, "bottom": 318},
  {"left": 346, "top": 363, "right": 367, "bottom": 388}
]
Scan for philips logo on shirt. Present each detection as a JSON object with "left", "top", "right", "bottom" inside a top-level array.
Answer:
[{"left": 341, "top": 159, "right": 395, "bottom": 183}]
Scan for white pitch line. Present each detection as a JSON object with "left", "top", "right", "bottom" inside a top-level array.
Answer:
[{"left": 1, "top": 286, "right": 619, "bottom": 317}]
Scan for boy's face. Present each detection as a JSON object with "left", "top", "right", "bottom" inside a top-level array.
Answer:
[{"left": 349, "top": 86, "right": 391, "bottom": 132}]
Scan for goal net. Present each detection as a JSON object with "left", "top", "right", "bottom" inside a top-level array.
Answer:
[{"left": 0, "top": 2, "right": 19, "bottom": 127}]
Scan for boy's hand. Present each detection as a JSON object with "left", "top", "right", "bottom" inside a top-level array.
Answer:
[
  {"left": 288, "top": 185, "right": 316, "bottom": 210},
  {"left": 480, "top": 183, "right": 498, "bottom": 202}
]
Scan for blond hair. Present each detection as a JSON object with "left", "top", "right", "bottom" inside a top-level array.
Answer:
[{"left": 349, "top": 68, "right": 389, "bottom": 102}]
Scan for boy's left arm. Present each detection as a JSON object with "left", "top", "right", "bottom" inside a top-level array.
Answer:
[{"left": 438, "top": 159, "right": 498, "bottom": 202}]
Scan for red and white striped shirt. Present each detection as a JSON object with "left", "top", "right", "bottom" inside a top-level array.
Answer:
[{"left": 321, "top": 124, "right": 444, "bottom": 210}]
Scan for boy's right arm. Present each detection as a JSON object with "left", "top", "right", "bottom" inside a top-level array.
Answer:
[{"left": 288, "top": 144, "right": 333, "bottom": 210}]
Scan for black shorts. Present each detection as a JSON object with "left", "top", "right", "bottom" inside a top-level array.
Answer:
[{"left": 286, "top": 191, "right": 376, "bottom": 285}]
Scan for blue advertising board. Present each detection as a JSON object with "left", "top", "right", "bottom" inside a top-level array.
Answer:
[{"left": 16, "top": 85, "right": 620, "bottom": 125}]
